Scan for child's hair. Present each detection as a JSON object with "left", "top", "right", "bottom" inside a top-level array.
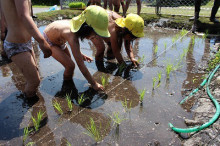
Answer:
[
  {"left": 75, "top": 23, "right": 94, "bottom": 41},
  {"left": 123, "top": 28, "right": 138, "bottom": 39}
]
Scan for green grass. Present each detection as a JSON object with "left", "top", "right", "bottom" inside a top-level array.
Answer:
[
  {"left": 122, "top": 5, "right": 220, "bottom": 17},
  {"left": 83, "top": 118, "right": 103, "bottom": 143},
  {"left": 53, "top": 100, "right": 63, "bottom": 115},
  {"left": 31, "top": 110, "right": 45, "bottom": 131},
  {"left": 32, "top": 5, "right": 52, "bottom": 8},
  {"left": 208, "top": 50, "right": 220, "bottom": 71},
  {"left": 163, "top": 42, "right": 167, "bottom": 50},
  {"left": 36, "top": 9, "right": 82, "bottom": 20},
  {"left": 66, "top": 93, "right": 73, "bottom": 112}
]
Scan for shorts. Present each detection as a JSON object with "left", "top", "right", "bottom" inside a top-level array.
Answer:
[
  {"left": 3, "top": 40, "right": 32, "bottom": 59},
  {"left": 43, "top": 32, "right": 67, "bottom": 50}
]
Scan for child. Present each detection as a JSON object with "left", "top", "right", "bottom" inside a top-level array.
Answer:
[
  {"left": 94, "top": 11, "right": 144, "bottom": 67},
  {"left": 43, "top": 6, "right": 110, "bottom": 91},
  {"left": 1, "top": 0, "right": 52, "bottom": 101}
]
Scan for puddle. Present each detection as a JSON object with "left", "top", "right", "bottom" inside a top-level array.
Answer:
[{"left": 0, "top": 26, "right": 215, "bottom": 145}]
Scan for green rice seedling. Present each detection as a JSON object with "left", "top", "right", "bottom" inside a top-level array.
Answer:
[
  {"left": 31, "top": 110, "right": 45, "bottom": 131},
  {"left": 23, "top": 127, "right": 32, "bottom": 143},
  {"left": 101, "top": 74, "right": 109, "bottom": 88},
  {"left": 65, "top": 139, "right": 71, "bottom": 146},
  {"left": 163, "top": 42, "right": 167, "bottom": 50},
  {"left": 139, "top": 89, "right": 146, "bottom": 103},
  {"left": 203, "top": 30, "right": 209, "bottom": 40},
  {"left": 166, "top": 63, "right": 173, "bottom": 79},
  {"left": 118, "top": 63, "right": 126, "bottom": 74},
  {"left": 78, "top": 94, "right": 89, "bottom": 106},
  {"left": 53, "top": 100, "right": 63, "bottom": 115},
  {"left": 121, "top": 98, "right": 132, "bottom": 112},
  {"left": 66, "top": 93, "right": 73, "bottom": 112},
  {"left": 180, "top": 29, "right": 188, "bottom": 37},
  {"left": 137, "top": 55, "right": 145, "bottom": 64},
  {"left": 83, "top": 117, "right": 102, "bottom": 143},
  {"left": 154, "top": 45, "right": 158, "bottom": 54},
  {"left": 191, "top": 35, "right": 195, "bottom": 45},
  {"left": 157, "top": 71, "right": 162, "bottom": 83},
  {"left": 152, "top": 77, "right": 157, "bottom": 90},
  {"left": 109, "top": 112, "right": 126, "bottom": 126},
  {"left": 26, "top": 142, "right": 35, "bottom": 146}
]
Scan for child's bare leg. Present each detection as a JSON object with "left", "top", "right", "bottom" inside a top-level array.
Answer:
[
  {"left": 51, "top": 46, "right": 75, "bottom": 80},
  {"left": 136, "top": 0, "right": 141, "bottom": 15},
  {"left": 11, "top": 52, "right": 40, "bottom": 98},
  {"left": 90, "top": 35, "right": 105, "bottom": 61}
]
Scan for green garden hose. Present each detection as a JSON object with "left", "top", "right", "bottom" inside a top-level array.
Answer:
[{"left": 169, "top": 64, "right": 220, "bottom": 133}]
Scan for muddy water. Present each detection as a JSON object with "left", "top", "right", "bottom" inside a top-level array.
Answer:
[{"left": 0, "top": 26, "right": 214, "bottom": 145}]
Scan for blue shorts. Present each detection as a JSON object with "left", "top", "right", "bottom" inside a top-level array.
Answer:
[{"left": 3, "top": 40, "right": 32, "bottom": 59}]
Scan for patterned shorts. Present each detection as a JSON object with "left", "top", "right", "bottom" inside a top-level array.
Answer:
[
  {"left": 43, "top": 32, "right": 67, "bottom": 50},
  {"left": 3, "top": 40, "right": 32, "bottom": 59}
]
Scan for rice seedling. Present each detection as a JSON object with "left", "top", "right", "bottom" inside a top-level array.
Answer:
[
  {"left": 180, "top": 29, "right": 188, "bottom": 37},
  {"left": 23, "top": 127, "right": 32, "bottom": 143},
  {"left": 154, "top": 45, "right": 158, "bottom": 54},
  {"left": 166, "top": 63, "right": 174, "bottom": 79},
  {"left": 191, "top": 35, "right": 195, "bottom": 45},
  {"left": 78, "top": 94, "right": 89, "bottom": 106},
  {"left": 53, "top": 100, "right": 63, "bottom": 115},
  {"left": 65, "top": 139, "right": 71, "bottom": 146},
  {"left": 66, "top": 93, "right": 73, "bottom": 112},
  {"left": 152, "top": 77, "right": 157, "bottom": 90},
  {"left": 121, "top": 98, "right": 132, "bottom": 112},
  {"left": 31, "top": 110, "right": 45, "bottom": 131},
  {"left": 163, "top": 42, "right": 167, "bottom": 50},
  {"left": 109, "top": 112, "right": 126, "bottom": 126},
  {"left": 101, "top": 74, "right": 109, "bottom": 88},
  {"left": 26, "top": 142, "right": 35, "bottom": 146},
  {"left": 137, "top": 55, "right": 145, "bottom": 64},
  {"left": 180, "top": 48, "right": 188, "bottom": 61},
  {"left": 157, "top": 71, "right": 162, "bottom": 83},
  {"left": 118, "top": 63, "right": 126, "bottom": 74},
  {"left": 83, "top": 117, "right": 103, "bottom": 143},
  {"left": 202, "top": 30, "right": 208, "bottom": 40},
  {"left": 139, "top": 89, "right": 146, "bottom": 103}
]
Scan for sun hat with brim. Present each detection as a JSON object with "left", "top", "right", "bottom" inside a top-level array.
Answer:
[
  {"left": 115, "top": 13, "right": 144, "bottom": 38},
  {"left": 70, "top": 5, "right": 110, "bottom": 38}
]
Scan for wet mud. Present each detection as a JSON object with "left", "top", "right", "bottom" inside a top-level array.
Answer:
[{"left": 0, "top": 27, "right": 217, "bottom": 145}]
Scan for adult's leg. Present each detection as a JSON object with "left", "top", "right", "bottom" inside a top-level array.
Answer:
[
  {"left": 124, "top": 0, "right": 132, "bottom": 16},
  {"left": 136, "top": 0, "right": 141, "bottom": 15},
  {"left": 192, "top": 0, "right": 202, "bottom": 33},
  {"left": 11, "top": 51, "right": 40, "bottom": 97},
  {"left": 109, "top": 0, "right": 113, "bottom": 10},
  {"left": 210, "top": 0, "right": 220, "bottom": 23},
  {"left": 51, "top": 46, "right": 75, "bottom": 80}
]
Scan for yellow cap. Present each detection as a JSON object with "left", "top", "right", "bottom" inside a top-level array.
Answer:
[
  {"left": 70, "top": 5, "right": 110, "bottom": 37},
  {"left": 115, "top": 14, "right": 144, "bottom": 38}
]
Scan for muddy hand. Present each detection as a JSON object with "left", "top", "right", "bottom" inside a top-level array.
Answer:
[
  {"left": 39, "top": 42, "right": 52, "bottom": 58},
  {"left": 92, "top": 82, "right": 104, "bottom": 91},
  {"left": 131, "top": 58, "right": 139, "bottom": 67},
  {"left": 83, "top": 54, "right": 93, "bottom": 63}
]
